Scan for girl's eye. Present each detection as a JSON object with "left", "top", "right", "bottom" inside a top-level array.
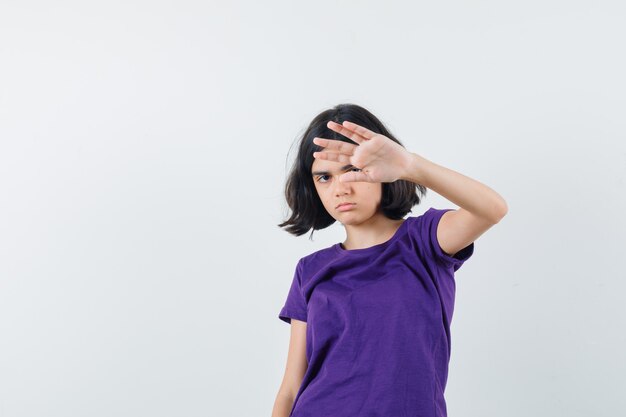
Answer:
[{"left": 316, "top": 168, "right": 361, "bottom": 183}]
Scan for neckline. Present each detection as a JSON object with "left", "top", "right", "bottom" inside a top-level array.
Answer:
[{"left": 333, "top": 218, "right": 409, "bottom": 255}]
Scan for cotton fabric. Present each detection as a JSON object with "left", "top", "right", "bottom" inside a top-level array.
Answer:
[{"left": 278, "top": 207, "right": 475, "bottom": 417}]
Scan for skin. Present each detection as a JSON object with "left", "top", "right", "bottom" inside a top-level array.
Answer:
[
  {"left": 311, "top": 151, "right": 406, "bottom": 250},
  {"left": 312, "top": 120, "right": 509, "bottom": 255}
]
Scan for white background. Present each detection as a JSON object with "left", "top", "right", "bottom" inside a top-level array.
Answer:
[{"left": 1, "top": 1, "right": 625, "bottom": 416}]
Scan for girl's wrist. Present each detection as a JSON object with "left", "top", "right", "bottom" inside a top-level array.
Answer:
[{"left": 400, "top": 152, "right": 428, "bottom": 184}]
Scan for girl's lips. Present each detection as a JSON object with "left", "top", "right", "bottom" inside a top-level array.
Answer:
[{"left": 337, "top": 203, "right": 356, "bottom": 212}]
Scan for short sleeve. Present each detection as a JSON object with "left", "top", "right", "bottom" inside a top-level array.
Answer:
[
  {"left": 278, "top": 259, "right": 308, "bottom": 324},
  {"left": 419, "top": 207, "right": 474, "bottom": 272}
]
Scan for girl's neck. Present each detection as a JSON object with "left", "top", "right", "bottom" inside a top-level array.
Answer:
[{"left": 341, "top": 216, "right": 406, "bottom": 250}]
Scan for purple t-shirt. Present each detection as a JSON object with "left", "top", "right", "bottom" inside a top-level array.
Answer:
[{"left": 278, "top": 207, "right": 475, "bottom": 417}]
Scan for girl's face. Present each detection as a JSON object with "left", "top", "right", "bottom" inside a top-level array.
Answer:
[{"left": 311, "top": 156, "right": 383, "bottom": 224}]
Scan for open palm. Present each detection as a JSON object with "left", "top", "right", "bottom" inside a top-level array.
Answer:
[{"left": 312, "top": 120, "right": 413, "bottom": 183}]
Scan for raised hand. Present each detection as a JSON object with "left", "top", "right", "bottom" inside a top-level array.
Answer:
[{"left": 312, "top": 120, "right": 414, "bottom": 183}]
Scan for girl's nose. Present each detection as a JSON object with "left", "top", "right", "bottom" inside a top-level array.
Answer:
[{"left": 334, "top": 179, "right": 352, "bottom": 195}]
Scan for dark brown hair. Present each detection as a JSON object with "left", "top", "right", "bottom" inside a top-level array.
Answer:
[{"left": 278, "top": 103, "right": 427, "bottom": 238}]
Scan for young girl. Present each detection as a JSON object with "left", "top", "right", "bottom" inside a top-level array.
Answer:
[{"left": 272, "top": 103, "right": 507, "bottom": 417}]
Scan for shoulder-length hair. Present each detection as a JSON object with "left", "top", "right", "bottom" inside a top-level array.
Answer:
[{"left": 278, "top": 103, "right": 427, "bottom": 238}]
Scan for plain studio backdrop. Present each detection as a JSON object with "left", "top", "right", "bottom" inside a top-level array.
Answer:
[{"left": 0, "top": 1, "right": 625, "bottom": 416}]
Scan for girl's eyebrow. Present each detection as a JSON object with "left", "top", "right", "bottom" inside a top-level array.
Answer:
[{"left": 312, "top": 164, "right": 354, "bottom": 176}]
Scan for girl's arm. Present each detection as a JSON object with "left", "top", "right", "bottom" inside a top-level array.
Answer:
[
  {"left": 313, "top": 120, "right": 507, "bottom": 257},
  {"left": 272, "top": 319, "right": 308, "bottom": 417},
  {"left": 400, "top": 153, "right": 508, "bottom": 256}
]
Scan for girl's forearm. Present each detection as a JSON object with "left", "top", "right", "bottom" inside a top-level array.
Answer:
[
  {"left": 271, "top": 391, "right": 295, "bottom": 417},
  {"left": 401, "top": 152, "right": 508, "bottom": 223}
]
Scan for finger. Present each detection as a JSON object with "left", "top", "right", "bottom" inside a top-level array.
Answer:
[
  {"left": 312, "top": 150, "right": 351, "bottom": 164},
  {"left": 339, "top": 170, "right": 371, "bottom": 183},
  {"left": 312, "top": 137, "right": 356, "bottom": 156},
  {"left": 326, "top": 121, "right": 367, "bottom": 144},
  {"left": 340, "top": 121, "right": 377, "bottom": 140}
]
